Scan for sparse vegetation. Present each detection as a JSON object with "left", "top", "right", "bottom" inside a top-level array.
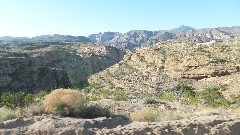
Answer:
[
  {"left": 197, "top": 87, "right": 231, "bottom": 108},
  {"left": 159, "top": 92, "right": 176, "bottom": 102},
  {"left": 85, "top": 95, "right": 101, "bottom": 101},
  {"left": 22, "top": 101, "right": 45, "bottom": 117},
  {"left": 130, "top": 107, "right": 158, "bottom": 122},
  {"left": 0, "top": 108, "right": 16, "bottom": 122},
  {"left": 113, "top": 89, "right": 127, "bottom": 101},
  {"left": 99, "top": 89, "right": 112, "bottom": 99},
  {"left": 229, "top": 94, "right": 240, "bottom": 108},
  {"left": 155, "top": 110, "right": 184, "bottom": 122},
  {"left": 79, "top": 105, "right": 110, "bottom": 118},
  {"left": 0, "top": 91, "right": 48, "bottom": 110}
]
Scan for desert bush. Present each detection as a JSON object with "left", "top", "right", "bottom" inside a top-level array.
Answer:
[
  {"left": 130, "top": 107, "right": 158, "bottom": 122},
  {"left": 99, "top": 89, "right": 112, "bottom": 99},
  {"left": 21, "top": 101, "right": 45, "bottom": 118},
  {"left": 0, "top": 91, "right": 48, "bottom": 110},
  {"left": 0, "top": 92, "right": 27, "bottom": 109},
  {"left": 79, "top": 105, "right": 110, "bottom": 118},
  {"left": 83, "top": 83, "right": 101, "bottom": 94},
  {"left": 0, "top": 108, "right": 16, "bottom": 121},
  {"left": 141, "top": 92, "right": 153, "bottom": 99},
  {"left": 159, "top": 92, "right": 176, "bottom": 102},
  {"left": 197, "top": 87, "right": 231, "bottom": 108},
  {"left": 182, "top": 86, "right": 198, "bottom": 105},
  {"left": 34, "top": 91, "right": 48, "bottom": 100},
  {"left": 43, "top": 89, "right": 85, "bottom": 117},
  {"left": 85, "top": 95, "right": 101, "bottom": 101},
  {"left": 229, "top": 94, "right": 240, "bottom": 108},
  {"left": 113, "top": 89, "right": 127, "bottom": 101}
]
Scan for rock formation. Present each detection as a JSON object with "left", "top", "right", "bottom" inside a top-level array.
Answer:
[{"left": 89, "top": 42, "right": 240, "bottom": 95}]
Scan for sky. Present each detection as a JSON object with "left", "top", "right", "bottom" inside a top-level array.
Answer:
[{"left": 0, "top": 0, "right": 239, "bottom": 37}]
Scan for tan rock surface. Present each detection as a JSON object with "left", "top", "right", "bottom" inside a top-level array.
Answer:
[{"left": 0, "top": 113, "right": 239, "bottom": 135}]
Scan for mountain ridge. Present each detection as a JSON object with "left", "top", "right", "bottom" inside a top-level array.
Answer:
[
  {"left": 1, "top": 26, "right": 240, "bottom": 50},
  {"left": 88, "top": 26, "right": 240, "bottom": 50}
]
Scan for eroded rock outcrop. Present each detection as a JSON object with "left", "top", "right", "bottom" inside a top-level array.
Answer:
[{"left": 89, "top": 42, "right": 240, "bottom": 94}]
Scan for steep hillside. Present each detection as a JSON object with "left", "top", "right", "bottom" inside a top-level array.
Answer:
[
  {"left": 0, "top": 42, "right": 125, "bottom": 93},
  {"left": 89, "top": 41, "right": 240, "bottom": 97}
]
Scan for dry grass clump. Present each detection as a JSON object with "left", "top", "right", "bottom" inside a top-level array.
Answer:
[
  {"left": 43, "top": 89, "right": 85, "bottom": 116},
  {"left": 21, "top": 101, "right": 45, "bottom": 118},
  {"left": 130, "top": 106, "right": 186, "bottom": 122},
  {"left": 130, "top": 107, "right": 158, "bottom": 122}
]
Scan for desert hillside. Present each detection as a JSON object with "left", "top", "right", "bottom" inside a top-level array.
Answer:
[{"left": 0, "top": 30, "right": 240, "bottom": 135}]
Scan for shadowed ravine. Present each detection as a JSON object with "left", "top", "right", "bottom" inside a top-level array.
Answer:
[{"left": 0, "top": 42, "right": 125, "bottom": 93}]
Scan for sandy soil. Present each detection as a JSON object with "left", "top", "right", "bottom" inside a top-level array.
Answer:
[{"left": 0, "top": 112, "right": 240, "bottom": 135}]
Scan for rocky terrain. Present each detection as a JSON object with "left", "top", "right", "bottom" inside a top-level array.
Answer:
[
  {"left": 1, "top": 27, "right": 240, "bottom": 134},
  {"left": 0, "top": 112, "right": 240, "bottom": 135},
  {"left": 89, "top": 26, "right": 240, "bottom": 50},
  {"left": 0, "top": 42, "right": 125, "bottom": 93},
  {"left": 88, "top": 41, "right": 240, "bottom": 97}
]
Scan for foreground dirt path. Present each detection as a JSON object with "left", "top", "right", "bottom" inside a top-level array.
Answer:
[{"left": 0, "top": 113, "right": 240, "bottom": 135}]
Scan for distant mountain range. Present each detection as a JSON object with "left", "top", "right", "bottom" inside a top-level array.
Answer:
[
  {"left": 88, "top": 26, "right": 240, "bottom": 49},
  {"left": 1, "top": 26, "right": 240, "bottom": 50},
  {"left": 0, "top": 34, "right": 91, "bottom": 43}
]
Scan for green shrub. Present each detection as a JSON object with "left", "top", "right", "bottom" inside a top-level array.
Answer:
[
  {"left": 100, "top": 89, "right": 112, "bottom": 99},
  {"left": 113, "top": 89, "right": 127, "bottom": 101},
  {"left": 182, "top": 86, "right": 198, "bottom": 105},
  {"left": 229, "top": 94, "right": 240, "bottom": 108},
  {"left": 0, "top": 108, "right": 16, "bottom": 121},
  {"left": 53, "top": 101, "right": 70, "bottom": 116},
  {"left": 85, "top": 95, "right": 101, "bottom": 101},
  {"left": 83, "top": 83, "right": 101, "bottom": 94},
  {"left": 0, "top": 92, "right": 26, "bottom": 109},
  {"left": 0, "top": 91, "right": 47, "bottom": 110},
  {"left": 197, "top": 87, "right": 231, "bottom": 108},
  {"left": 159, "top": 92, "right": 176, "bottom": 102},
  {"left": 79, "top": 105, "right": 110, "bottom": 118},
  {"left": 34, "top": 91, "right": 48, "bottom": 100},
  {"left": 141, "top": 93, "right": 153, "bottom": 99}
]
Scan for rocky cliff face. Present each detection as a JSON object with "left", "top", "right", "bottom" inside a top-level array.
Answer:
[
  {"left": 0, "top": 42, "right": 125, "bottom": 93},
  {"left": 88, "top": 26, "right": 240, "bottom": 50}
]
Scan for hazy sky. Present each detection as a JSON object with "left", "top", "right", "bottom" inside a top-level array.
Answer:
[{"left": 0, "top": 0, "right": 239, "bottom": 37}]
